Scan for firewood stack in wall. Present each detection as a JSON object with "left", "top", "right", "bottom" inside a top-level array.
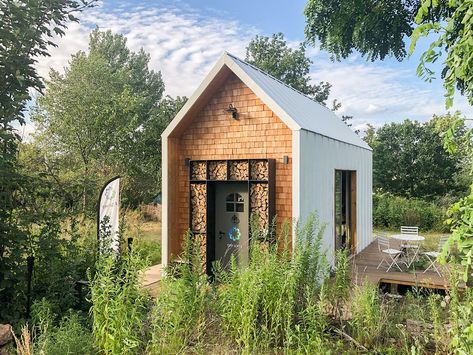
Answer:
[
  {"left": 195, "top": 233, "right": 207, "bottom": 269},
  {"left": 209, "top": 161, "right": 227, "bottom": 180},
  {"left": 229, "top": 161, "right": 249, "bottom": 180},
  {"left": 251, "top": 160, "right": 269, "bottom": 180},
  {"left": 250, "top": 183, "right": 269, "bottom": 232},
  {"left": 191, "top": 161, "right": 206, "bottom": 180},
  {"left": 190, "top": 184, "right": 207, "bottom": 234},
  {"left": 250, "top": 160, "right": 270, "bottom": 232}
]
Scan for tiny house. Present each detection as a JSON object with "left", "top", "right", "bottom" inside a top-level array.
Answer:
[{"left": 161, "top": 52, "right": 372, "bottom": 271}]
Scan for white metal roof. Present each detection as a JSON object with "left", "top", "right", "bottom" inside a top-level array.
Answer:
[{"left": 163, "top": 52, "right": 371, "bottom": 151}]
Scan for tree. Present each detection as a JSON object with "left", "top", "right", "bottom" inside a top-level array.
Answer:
[
  {"left": 410, "top": 0, "right": 473, "bottom": 108},
  {"left": 0, "top": 0, "right": 95, "bottom": 322},
  {"left": 366, "top": 116, "right": 468, "bottom": 199},
  {"left": 119, "top": 95, "right": 187, "bottom": 205},
  {"left": 304, "top": 0, "right": 420, "bottom": 61},
  {"left": 363, "top": 123, "right": 377, "bottom": 148},
  {"left": 304, "top": 0, "right": 472, "bottom": 107},
  {"left": 443, "top": 115, "right": 473, "bottom": 283},
  {"left": 245, "top": 33, "right": 334, "bottom": 106},
  {"left": 31, "top": 29, "right": 180, "bottom": 212},
  {"left": 305, "top": 0, "right": 473, "bottom": 283}
]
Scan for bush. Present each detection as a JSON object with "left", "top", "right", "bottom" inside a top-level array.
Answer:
[
  {"left": 31, "top": 218, "right": 97, "bottom": 317},
  {"left": 135, "top": 239, "right": 161, "bottom": 266},
  {"left": 30, "top": 299, "right": 95, "bottom": 355},
  {"left": 148, "top": 231, "right": 209, "bottom": 354},
  {"left": 373, "top": 193, "right": 448, "bottom": 231},
  {"left": 90, "top": 245, "right": 151, "bottom": 354}
]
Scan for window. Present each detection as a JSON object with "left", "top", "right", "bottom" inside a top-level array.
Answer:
[
  {"left": 226, "top": 193, "right": 244, "bottom": 212},
  {"left": 334, "top": 170, "right": 356, "bottom": 254}
]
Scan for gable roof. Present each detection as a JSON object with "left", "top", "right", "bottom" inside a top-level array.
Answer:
[{"left": 162, "top": 52, "right": 371, "bottom": 151}]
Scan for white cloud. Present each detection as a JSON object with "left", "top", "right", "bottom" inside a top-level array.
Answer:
[
  {"left": 35, "top": 2, "right": 257, "bottom": 97},
  {"left": 366, "top": 104, "right": 385, "bottom": 114},
  {"left": 310, "top": 59, "right": 473, "bottom": 125},
  {"left": 33, "top": 0, "right": 473, "bottom": 130}
]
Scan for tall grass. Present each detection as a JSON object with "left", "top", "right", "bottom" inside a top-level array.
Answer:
[
  {"left": 17, "top": 299, "right": 97, "bottom": 355},
  {"left": 148, "top": 231, "right": 209, "bottom": 354},
  {"left": 15, "top": 212, "right": 471, "bottom": 354},
  {"left": 447, "top": 271, "right": 473, "bottom": 353},
  {"left": 349, "top": 283, "right": 387, "bottom": 348},
  {"left": 323, "top": 248, "right": 351, "bottom": 324},
  {"left": 89, "top": 242, "right": 150, "bottom": 354},
  {"left": 216, "top": 213, "right": 332, "bottom": 353}
]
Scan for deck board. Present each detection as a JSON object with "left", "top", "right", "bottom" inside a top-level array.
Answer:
[{"left": 352, "top": 240, "right": 462, "bottom": 290}]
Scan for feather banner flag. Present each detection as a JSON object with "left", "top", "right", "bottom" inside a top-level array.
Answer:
[{"left": 97, "top": 176, "right": 120, "bottom": 253}]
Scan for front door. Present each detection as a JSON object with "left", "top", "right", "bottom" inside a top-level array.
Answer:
[{"left": 215, "top": 183, "right": 249, "bottom": 269}]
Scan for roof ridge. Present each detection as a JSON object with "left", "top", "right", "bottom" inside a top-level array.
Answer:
[{"left": 225, "top": 52, "right": 330, "bottom": 112}]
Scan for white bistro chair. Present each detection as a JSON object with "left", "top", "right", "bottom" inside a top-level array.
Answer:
[
  {"left": 423, "top": 236, "right": 450, "bottom": 277},
  {"left": 400, "top": 226, "right": 420, "bottom": 264},
  {"left": 400, "top": 226, "right": 419, "bottom": 236},
  {"left": 376, "top": 235, "right": 403, "bottom": 272}
]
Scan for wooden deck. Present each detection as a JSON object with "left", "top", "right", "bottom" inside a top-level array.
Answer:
[
  {"left": 141, "top": 241, "right": 464, "bottom": 296},
  {"left": 352, "top": 240, "right": 460, "bottom": 290},
  {"left": 141, "top": 264, "right": 162, "bottom": 297}
]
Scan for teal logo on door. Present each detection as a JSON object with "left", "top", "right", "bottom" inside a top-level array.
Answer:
[{"left": 228, "top": 226, "right": 241, "bottom": 241}]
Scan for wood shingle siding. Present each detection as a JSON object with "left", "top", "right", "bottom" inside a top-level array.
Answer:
[{"left": 168, "top": 73, "right": 292, "bottom": 258}]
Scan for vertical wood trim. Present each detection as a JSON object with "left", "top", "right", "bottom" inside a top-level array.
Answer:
[
  {"left": 350, "top": 171, "right": 357, "bottom": 255},
  {"left": 268, "top": 158, "right": 276, "bottom": 239},
  {"left": 333, "top": 169, "right": 337, "bottom": 258},
  {"left": 167, "top": 137, "right": 181, "bottom": 261}
]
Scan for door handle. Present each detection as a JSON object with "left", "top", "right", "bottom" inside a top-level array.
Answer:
[{"left": 218, "top": 231, "right": 225, "bottom": 240}]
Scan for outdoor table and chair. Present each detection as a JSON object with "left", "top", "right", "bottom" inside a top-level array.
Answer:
[
  {"left": 376, "top": 226, "right": 448, "bottom": 277},
  {"left": 391, "top": 233, "right": 424, "bottom": 268}
]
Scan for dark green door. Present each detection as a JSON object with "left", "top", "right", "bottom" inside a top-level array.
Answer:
[{"left": 215, "top": 183, "right": 249, "bottom": 269}]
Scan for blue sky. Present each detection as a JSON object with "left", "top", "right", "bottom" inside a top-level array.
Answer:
[{"left": 29, "top": 0, "right": 472, "bottom": 137}]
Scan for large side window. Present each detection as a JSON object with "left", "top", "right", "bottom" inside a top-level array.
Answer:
[{"left": 335, "top": 170, "right": 356, "bottom": 254}]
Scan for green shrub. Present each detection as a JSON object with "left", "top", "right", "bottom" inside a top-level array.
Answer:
[
  {"left": 135, "top": 239, "right": 161, "bottom": 266},
  {"left": 31, "top": 299, "right": 95, "bottom": 355},
  {"left": 373, "top": 193, "right": 447, "bottom": 231}
]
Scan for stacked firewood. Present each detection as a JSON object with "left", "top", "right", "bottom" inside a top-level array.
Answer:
[
  {"left": 191, "top": 162, "right": 206, "bottom": 180},
  {"left": 250, "top": 183, "right": 269, "bottom": 230},
  {"left": 191, "top": 184, "right": 207, "bottom": 233},
  {"left": 229, "top": 161, "right": 249, "bottom": 180},
  {"left": 209, "top": 161, "right": 227, "bottom": 180},
  {"left": 251, "top": 160, "right": 269, "bottom": 180},
  {"left": 195, "top": 234, "right": 207, "bottom": 269}
]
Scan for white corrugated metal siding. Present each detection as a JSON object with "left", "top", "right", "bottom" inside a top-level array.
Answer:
[
  {"left": 296, "top": 129, "right": 373, "bottom": 266},
  {"left": 227, "top": 53, "right": 371, "bottom": 150}
]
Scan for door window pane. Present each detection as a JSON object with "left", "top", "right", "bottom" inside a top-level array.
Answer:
[{"left": 226, "top": 193, "right": 244, "bottom": 212}]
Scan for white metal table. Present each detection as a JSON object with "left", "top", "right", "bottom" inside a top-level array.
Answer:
[{"left": 391, "top": 234, "right": 425, "bottom": 268}]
